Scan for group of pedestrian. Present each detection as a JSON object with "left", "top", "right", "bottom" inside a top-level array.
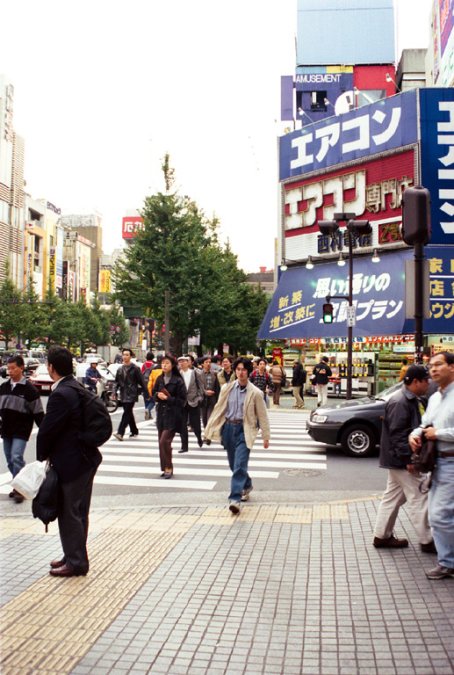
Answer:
[{"left": 373, "top": 351, "right": 454, "bottom": 582}]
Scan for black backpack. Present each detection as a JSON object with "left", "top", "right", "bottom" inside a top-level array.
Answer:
[
  {"left": 66, "top": 380, "right": 113, "bottom": 447},
  {"left": 32, "top": 465, "right": 59, "bottom": 532}
]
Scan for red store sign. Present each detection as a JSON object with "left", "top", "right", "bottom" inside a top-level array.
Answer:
[
  {"left": 122, "top": 216, "right": 145, "bottom": 239},
  {"left": 283, "top": 149, "right": 415, "bottom": 236}
]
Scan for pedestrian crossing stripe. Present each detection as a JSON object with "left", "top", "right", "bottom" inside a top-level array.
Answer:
[{"left": 92, "top": 411, "right": 328, "bottom": 490}]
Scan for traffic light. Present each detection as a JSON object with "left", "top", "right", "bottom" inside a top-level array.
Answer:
[
  {"left": 402, "top": 186, "right": 431, "bottom": 245},
  {"left": 322, "top": 303, "right": 334, "bottom": 324}
]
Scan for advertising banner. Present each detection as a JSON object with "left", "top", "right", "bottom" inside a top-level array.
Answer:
[
  {"left": 419, "top": 88, "right": 454, "bottom": 245},
  {"left": 122, "top": 216, "right": 145, "bottom": 239},
  {"left": 425, "top": 245, "right": 454, "bottom": 333},
  {"left": 279, "top": 90, "right": 418, "bottom": 181},
  {"left": 258, "top": 250, "right": 413, "bottom": 340}
]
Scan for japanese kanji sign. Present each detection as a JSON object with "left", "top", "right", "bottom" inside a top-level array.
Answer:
[
  {"left": 420, "top": 88, "right": 454, "bottom": 245},
  {"left": 279, "top": 90, "right": 418, "bottom": 181},
  {"left": 257, "top": 250, "right": 414, "bottom": 340}
]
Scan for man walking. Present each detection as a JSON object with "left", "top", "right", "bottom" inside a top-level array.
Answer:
[
  {"left": 0, "top": 355, "right": 44, "bottom": 503},
  {"left": 409, "top": 351, "right": 454, "bottom": 580},
  {"left": 36, "top": 346, "right": 103, "bottom": 577},
  {"left": 114, "top": 348, "right": 146, "bottom": 441},
  {"left": 178, "top": 355, "right": 204, "bottom": 452},
  {"left": 312, "top": 356, "right": 332, "bottom": 407},
  {"left": 204, "top": 357, "right": 270, "bottom": 515},
  {"left": 199, "top": 355, "right": 220, "bottom": 428},
  {"left": 373, "top": 365, "right": 435, "bottom": 552}
]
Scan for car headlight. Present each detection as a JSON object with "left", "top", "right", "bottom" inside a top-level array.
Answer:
[{"left": 312, "top": 414, "right": 328, "bottom": 423}]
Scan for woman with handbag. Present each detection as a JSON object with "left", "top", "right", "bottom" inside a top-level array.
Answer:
[
  {"left": 269, "top": 360, "right": 286, "bottom": 407},
  {"left": 153, "top": 354, "right": 187, "bottom": 479}
]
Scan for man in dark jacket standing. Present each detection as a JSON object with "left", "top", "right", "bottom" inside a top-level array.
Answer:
[
  {"left": 373, "top": 365, "right": 435, "bottom": 552},
  {"left": 312, "top": 356, "right": 332, "bottom": 407},
  {"left": 291, "top": 360, "right": 307, "bottom": 409},
  {"left": 114, "top": 348, "right": 145, "bottom": 441},
  {"left": 37, "top": 346, "right": 103, "bottom": 577},
  {"left": 0, "top": 355, "right": 44, "bottom": 503}
]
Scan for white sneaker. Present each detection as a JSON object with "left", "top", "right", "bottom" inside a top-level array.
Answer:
[
  {"left": 229, "top": 501, "right": 241, "bottom": 515},
  {"left": 241, "top": 487, "right": 253, "bottom": 502},
  {"left": 113, "top": 433, "right": 123, "bottom": 442}
]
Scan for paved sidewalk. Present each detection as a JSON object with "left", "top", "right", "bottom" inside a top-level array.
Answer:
[{"left": 1, "top": 492, "right": 454, "bottom": 675}]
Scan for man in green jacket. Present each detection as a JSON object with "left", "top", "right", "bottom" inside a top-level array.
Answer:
[{"left": 204, "top": 357, "right": 270, "bottom": 514}]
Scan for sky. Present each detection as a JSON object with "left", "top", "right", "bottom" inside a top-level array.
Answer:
[{"left": 1, "top": 0, "right": 432, "bottom": 272}]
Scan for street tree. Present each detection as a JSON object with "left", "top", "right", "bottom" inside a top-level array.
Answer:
[{"left": 0, "top": 271, "right": 24, "bottom": 348}]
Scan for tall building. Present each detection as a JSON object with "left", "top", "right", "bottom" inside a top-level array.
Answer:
[
  {"left": 59, "top": 213, "right": 103, "bottom": 294},
  {"left": 0, "top": 75, "right": 25, "bottom": 288}
]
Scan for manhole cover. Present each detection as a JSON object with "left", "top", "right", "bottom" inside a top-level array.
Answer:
[{"left": 284, "top": 469, "right": 324, "bottom": 477}]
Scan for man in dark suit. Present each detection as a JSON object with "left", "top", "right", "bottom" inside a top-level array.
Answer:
[{"left": 36, "top": 346, "right": 102, "bottom": 577}]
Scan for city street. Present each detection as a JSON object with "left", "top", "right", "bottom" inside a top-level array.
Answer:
[
  {"left": 0, "top": 396, "right": 386, "bottom": 504},
  {"left": 1, "top": 400, "right": 454, "bottom": 675}
]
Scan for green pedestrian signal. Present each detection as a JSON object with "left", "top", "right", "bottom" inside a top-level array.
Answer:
[{"left": 322, "top": 303, "right": 333, "bottom": 324}]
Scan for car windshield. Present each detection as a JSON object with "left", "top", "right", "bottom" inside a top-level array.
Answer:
[
  {"left": 375, "top": 382, "right": 403, "bottom": 401},
  {"left": 34, "top": 364, "right": 49, "bottom": 375}
]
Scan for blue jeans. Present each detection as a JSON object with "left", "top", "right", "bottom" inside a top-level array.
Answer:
[
  {"left": 429, "top": 457, "right": 454, "bottom": 568},
  {"left": 2, "top": 437, "right": 27, "bottom": 477},
  {"left": 221, "top": 422, "right": 252, "bottom": 502}
]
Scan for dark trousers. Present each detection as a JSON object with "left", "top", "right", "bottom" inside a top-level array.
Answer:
[
  {"left": 201, "top": 397, "right": 216, "bottom": 428},
  {"left": 159, "top": 429, "right": 176, "bottom": 472},
  {"left": 58, "top": 467, "right": 96, "bottom": 572},
  {"left": 118, "top": 401, "right": 138, "bottom": 436},
  {"left": 180, "top": 404, "right": 202, "bottom": 450}
]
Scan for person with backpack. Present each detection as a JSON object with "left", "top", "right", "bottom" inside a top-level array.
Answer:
[
  {"left": 113, "top": 348, "right": 146, "bottom": 441},
  {"left": 250, "top": 358, "right": 273, "bottom": 406},
  {"left": 36, "top": 346, "right": 104, "bottom": 577},
  {"left": 141, "top": 351, "right": 154, "bottom": 420}
]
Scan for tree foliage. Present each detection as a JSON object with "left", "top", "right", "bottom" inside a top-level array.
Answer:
[{"left": 112, "top": 157, "right": 268, "bottom": 355}]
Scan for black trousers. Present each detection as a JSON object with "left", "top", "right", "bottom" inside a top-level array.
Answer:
[
  {"left": 201, "top": 397, "right": 216, "bottom": 428},
  {"left": 118, "top": 401, "right": 138, "bottom": 436},
  {"left": 180, "top": 404, "right": 202, "bottom": 450},
  {"left": 58, "top": 466, "right": 96, "bottom": 572}
]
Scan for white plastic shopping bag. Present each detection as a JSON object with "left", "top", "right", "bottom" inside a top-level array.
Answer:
[{"left": 11, "top": 461, "right": 47, "bottom": 500}]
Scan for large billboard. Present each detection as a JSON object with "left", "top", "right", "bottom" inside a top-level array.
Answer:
[
  {"left": 258, "top": 250, "right": 413, "bottom": 340},
  {"left": 419, "top": 88, "right": 454, "bottom": 245},
  {"left": 279, "top": 90, "right": 418, "bottom": 181}
]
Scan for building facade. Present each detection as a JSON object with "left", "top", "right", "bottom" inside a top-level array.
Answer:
[{"left": 0, "top": 75, "right": 25, "bottom": 288}]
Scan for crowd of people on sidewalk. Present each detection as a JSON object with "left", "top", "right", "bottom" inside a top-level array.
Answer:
[{"left": 1, "top": 346, "right": 452, "bottom": 584}]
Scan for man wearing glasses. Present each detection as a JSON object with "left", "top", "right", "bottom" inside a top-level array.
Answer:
[{"left": 204, "top": 357, "right": 270, "bottom": 514}]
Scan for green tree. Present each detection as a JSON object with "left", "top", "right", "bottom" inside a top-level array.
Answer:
[
  {"left": 21, "top": 279, "right": 47, "bottom": 347},
  {"left": 107, "top": 303, "right": 129, "bottom": 347},
  {"left": 0, "top": 271, "right": 23, "bottom": 348},
  {"left": 112, "top": 156, "right": 268, "bottom": 355}
]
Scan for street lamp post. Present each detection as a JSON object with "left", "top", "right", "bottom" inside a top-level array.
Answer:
[{"left": 318, "top": 213, "right": 372, "bottom": 400}]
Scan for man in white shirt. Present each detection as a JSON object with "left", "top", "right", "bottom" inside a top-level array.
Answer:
[{"left": 409, "top": 351, "right": 454, "bottom": 580}]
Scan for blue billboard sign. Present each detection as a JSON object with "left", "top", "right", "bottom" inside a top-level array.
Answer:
[
  {"left": 425, "top": 245, "right": 454, "bottom": 334},
  {"left": 258, "top": 251, "right": 414, "bottom": 340},
  {"left": 419, "top": 88, "right": 454, "bottom": 246},
  {"left": 279, "top": 90, "right": 418, "bottom": 181}
]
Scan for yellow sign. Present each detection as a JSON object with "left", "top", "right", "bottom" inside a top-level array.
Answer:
[{"left": 99, "top": 269, "right": 111, "bottom": 293}]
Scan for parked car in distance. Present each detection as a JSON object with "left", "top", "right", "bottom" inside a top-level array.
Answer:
[
  {"left": 28, "top": 363, "right": 54, "bottom": 394},
  {"left": 23, "top": 357, "right": 41, "bottom": 377},
  {"left": 306, "top": 382, "right": 403, "bottom": 458}
]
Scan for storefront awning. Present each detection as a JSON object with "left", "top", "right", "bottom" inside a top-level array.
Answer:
[{"left": 258, "top": 250, "right": 415, "bottom": 340}]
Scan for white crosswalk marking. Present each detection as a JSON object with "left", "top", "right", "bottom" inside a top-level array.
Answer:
[{"left": 95, "top": 409, "right": 326, "bottom": 491}]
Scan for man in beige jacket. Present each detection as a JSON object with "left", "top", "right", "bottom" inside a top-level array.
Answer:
[{"left": 204, "top": 357, "right": 270, "bottom": 514}]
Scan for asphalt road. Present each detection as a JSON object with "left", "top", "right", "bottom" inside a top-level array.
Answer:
[{"left": 1, "top": 395, "right": 387, "bottom": 508}]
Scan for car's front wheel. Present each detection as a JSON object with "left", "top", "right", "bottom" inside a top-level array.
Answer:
[{"left": 340, "top": 424, "right": 377, "bottom": 457}]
